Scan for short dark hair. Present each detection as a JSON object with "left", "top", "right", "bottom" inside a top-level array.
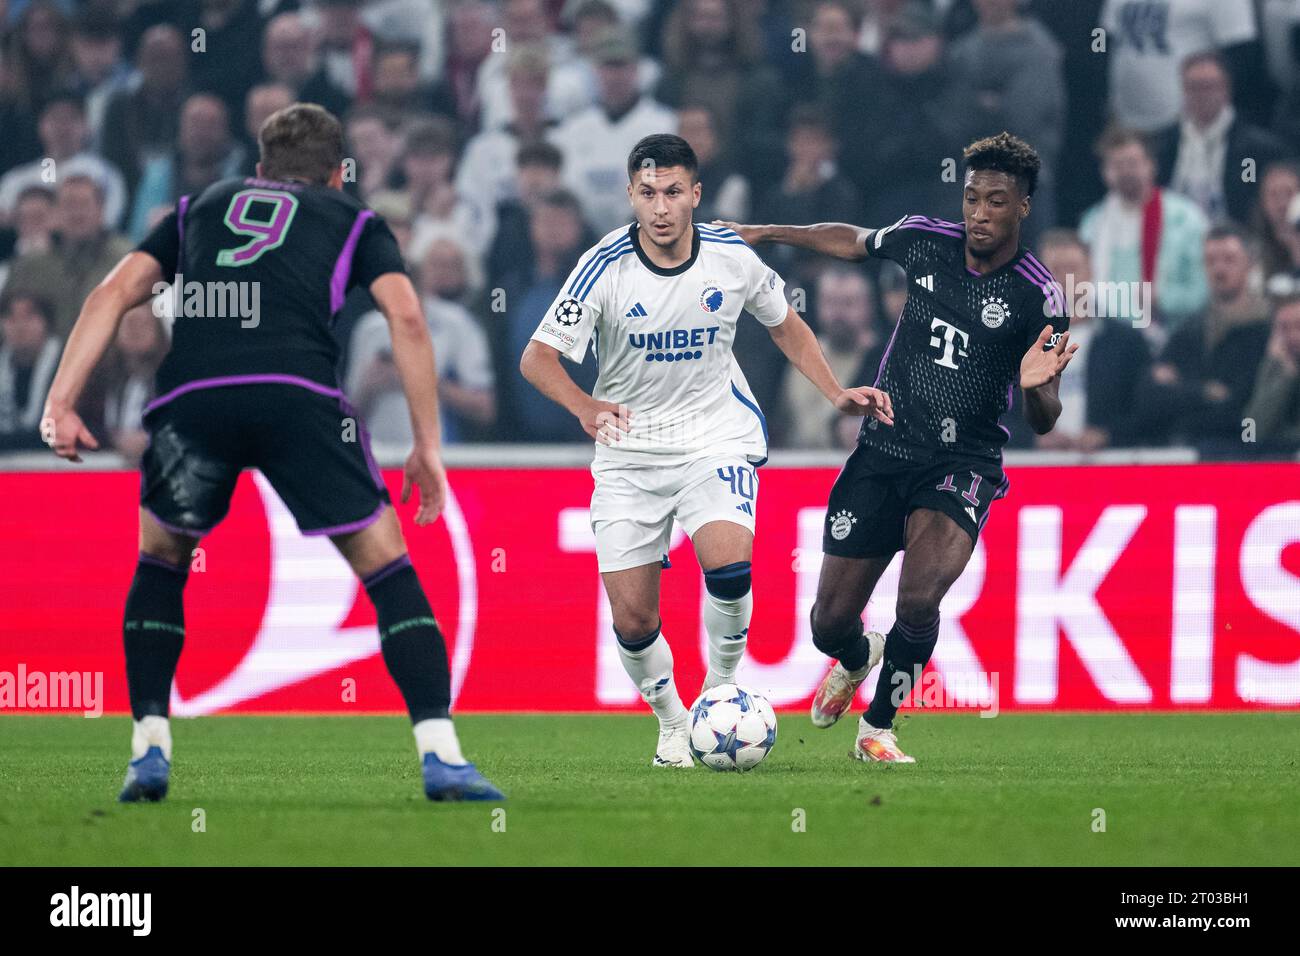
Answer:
[
  {"left": 517, "top": 140, "right": 563, "bottom": 170},
  {"left": 537, "top": 188, "right": 584, "bottom": 217},
  {"left": 1095, "top": 125, "right": 1153, "bottom": 161},
  {"left": 0, "top": 289, "right": 55, "bottom": 327},
  {"left": 1206, "top": 221, "right": 1258, "bottom": 259},
  {"left": 404, "top": 115, "right": 457, "bottom": 156},
  {"left": 963, "top": 131, "right": 1041, "bottom": 197},
  {"left": 258, "top": 103, "right": 345, "bottom": 184},
  {"left": 626, "top": 133, "right": 698, "bottom": 182}
]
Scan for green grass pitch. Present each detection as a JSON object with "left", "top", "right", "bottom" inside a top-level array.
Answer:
[{"left": 2, "top": 712, "right": 1298, "bottom": 866}]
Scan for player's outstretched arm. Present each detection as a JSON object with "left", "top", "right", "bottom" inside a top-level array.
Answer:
[
  {"left": 43, "top": 251, "right": 164, "bottom": 462},
  {"left": 1021, "top": 325, "right": 1079, "bottom": 434},
  {"left": 519, "top": 340, "right": 632, "bottom": 444},
  {"left": 370, "top": 272, "right": 446, "bottom": 525},
  {"left": 767, "top": 306, "right": 893, "bottom": 425},
  {"left": 712, "top": 220, "right": 871, "bottom": 261}
]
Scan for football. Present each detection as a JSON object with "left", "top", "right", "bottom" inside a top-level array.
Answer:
[{"left": 688, "top": 684, "right": 778, "bottom": 772}]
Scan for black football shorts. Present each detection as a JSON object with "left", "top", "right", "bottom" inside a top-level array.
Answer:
[
  {"left": 139, "top": 379, "right": 391, "bottom": 537},
  {"left": 822, "top": 444, "right": 1009, "bottom": 558}
]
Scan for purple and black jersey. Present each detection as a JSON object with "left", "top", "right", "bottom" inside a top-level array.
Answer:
[
  {"left": 860, "top": 215, "right": 1067, "bottom": 464},
  {"left": 135, "top": 176, "right": 406, "bottom": 398}
]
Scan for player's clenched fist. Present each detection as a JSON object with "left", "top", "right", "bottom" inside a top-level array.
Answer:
[
  {"left": 834, "top": 386, "right": 894, "bottom": 425},
  {"left": 579, "top": 399, "right": 633, "bottom": 445}
]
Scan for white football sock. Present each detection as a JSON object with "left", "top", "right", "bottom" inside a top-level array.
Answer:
[
  {"left": 413, "top": 718, "right": 467, "bottom": 765},
  {"left": 131, "top": 715, "right": 172, "bottom": 760},
  {"left": 703, "top": 588, "right": 751, "bottom": 684},
  {"left": 617, "top": 632, "right": 687, "bottom": 725}
]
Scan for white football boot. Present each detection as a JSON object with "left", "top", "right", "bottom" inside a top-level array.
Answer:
[
  {"left": 810, "top": 631, "right": 885, "bottom": 728},
  {"left": 652, "top": 716, "right": 694, "bottom": 768},
  {"left": 853, "top": 716, "right": 916, "bottom": 763}
]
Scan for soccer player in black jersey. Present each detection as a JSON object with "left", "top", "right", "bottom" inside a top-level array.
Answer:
[
  {"left": 41, "top": 104, "right": 503, "bottom": 801},
  {"left": 719, "top": 133, "right": 1078, "bottom": 762}
]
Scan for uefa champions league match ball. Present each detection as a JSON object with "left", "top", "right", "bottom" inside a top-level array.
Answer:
[{"left": 688, "top": 684, "right": 778, "bottom": 772}]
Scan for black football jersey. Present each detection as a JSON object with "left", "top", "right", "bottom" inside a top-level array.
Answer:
[
  {"left": 859, "top": 215, "right": 1068, "bottom": 464},
  {"left": 136, "top": 176, "right": 406, "bottom": 394}
]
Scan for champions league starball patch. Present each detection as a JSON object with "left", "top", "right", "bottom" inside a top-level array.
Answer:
[{"left": 554, "top": 298, "right": 583, "bottom": 327}]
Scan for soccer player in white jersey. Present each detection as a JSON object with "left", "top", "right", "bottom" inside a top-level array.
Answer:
[{"left": 520, "top": 134, "right": 893, "bottom": 767}]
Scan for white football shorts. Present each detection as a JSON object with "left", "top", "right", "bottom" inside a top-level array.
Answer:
[{"left": 590, "top": 454, "right": 759, "bottom": 573}]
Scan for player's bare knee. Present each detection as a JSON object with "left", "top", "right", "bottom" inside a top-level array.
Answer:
[
  {"left": 810, "top": 602, "right": 860, "bottom": 655},
  {"left": 612, "top": 612, "right": 660, "bottom": 643},
  {"left": 895, "top": 590, "right": 941, "bottom": 629}
]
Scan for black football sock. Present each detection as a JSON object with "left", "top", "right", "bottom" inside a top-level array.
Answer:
[
  {"left": 810, "top": 614, "right": 872, "bottom": 672},
  {"left": 364, "top": 556, "right": 451, "bottom": 723},
  {"left": 123, "top": 554, "right": 189, "bottom": 720},
  {"left": 865, "top": 614, "right": 940, "bottom": 729}
]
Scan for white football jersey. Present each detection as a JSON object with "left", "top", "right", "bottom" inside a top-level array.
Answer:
[{"left": 531, "top": 222, "right": 789, "bottom": 465}]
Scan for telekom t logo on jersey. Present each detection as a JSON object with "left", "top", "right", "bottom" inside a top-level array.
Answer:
[{"left": 930, "top": 317, "right": 970, "bottom": 369}]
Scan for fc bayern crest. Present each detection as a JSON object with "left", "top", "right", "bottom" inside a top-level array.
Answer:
[
  {"left": 700, "top": 285, "right": 724, "bottom": 313},
  {"left": 554, "top": 297, "right": 583, "bottom": 326},
  {"left": 980, "top": 296, "right": 1009, "bottom": 328}
]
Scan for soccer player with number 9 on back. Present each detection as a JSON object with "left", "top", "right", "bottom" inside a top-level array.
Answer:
[{"left": 41, "top": 103, "right": 504, "bottom": 803}]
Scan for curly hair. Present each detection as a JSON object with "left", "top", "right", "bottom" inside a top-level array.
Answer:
[{"left": 963, "top": 132, "right": 1041, "bottom": 197}]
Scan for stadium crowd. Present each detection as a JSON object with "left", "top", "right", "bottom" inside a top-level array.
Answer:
[{"left": 1, "top": 0, "right": 1299, "bottom": 461}]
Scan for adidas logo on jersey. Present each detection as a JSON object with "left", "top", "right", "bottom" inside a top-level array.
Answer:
[
  {"left": 625, "top": 302, "right": 648, "bottom": 318},
  {"left": 965, "top": 506, "right": 977, "bottom": 523},
  {"left": 916, "top": 274, "right": 935, "bottom": 292}
]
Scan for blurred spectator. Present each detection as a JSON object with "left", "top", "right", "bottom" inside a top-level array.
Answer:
[
  {"left": 568, "top": 0, "right": 662, "bottom": 96},
  {"left": 857, "top": 0, "right": 909, "bottom": 55},
  {"left": 790, "top": 1, "right": 880, "bottom": 200},
  {"left": 1243, "top": 294, "right": 1300, "bottom": 454},
  {"left": 84, "top": 303, "right": 167, "bottom": 463},
  {"left": 495, "top": 188, "right": 598, "bottom": 441},
  {"left": 948, "top": 0, "right": 1064, "bottom": 243},
  {"left": 99, "top": 24, "right": 190, "bottom": 196},
  {"left": 3, "top": 174, "right": 132, "bottom": 337},
  {"left": 127, "top": 93, "right": 246, "bottom": 242},
  {"left": 1103, "top": 0, "right": 1263, "bottom": 133},
  {"left": 186, "top": 0, "right": 269, "bottom": 129},
  {"left": 854, "top": 4, "right": 964, "bottom": 226},
  {"left": 0, "top": 289, "right": 61, "bottom": 451},
  {"left": 486, "top": 140, "right": 566, "bottom": 291},
  {"left": 677, "top": 103, "right": 748, "bottom": 223},
  {"left": 0, "top": 186, "right": 57, "bottom": 290},
  {"left": 1254, "top": 162, "right": 1300, "bottom": 286},
  {"left": 754, "top": 104, "right": 862, "bottom": 291},
  {"left": 1152, "top": 51, "right": 1286, "bottom": 224},
  {"left": 0, "top": 92, "right": 127, "bottom": 230},
  {"left": 1030, "top": 230, "right": 1151, "bottom": 451},
  {"left": 240, "top": 84, "right": 295, "bottom": 176},
  {"left": 556, "top": 28, "right": 676, "bottom": 235},
  {"left": 403, "top": 116, "right": 493, "bottom": 259},
  {"left": 655, "top": 0, "right": 784, "bottom": 185},
  {"left": 344, "top": 104, "right": 403, "bottom": 201},
  {"left": 778, "top": 265, "right": 884, "bottom": 449},
  {"left": 316, "top": 0, "right": 374, "bottom": 100},
  {"left": 440, "top": 0, "right": 499, "bottom": 129},
  {"left": 69, "top": 8, "right": 131, "bottom": 143},
  {"left": 260, "top": 12, "right": 352, "bottom": 120},
  {"left": 456, "top": 45, "right": 563, "bottom": 246},
  {"left": 1134, "top": 224, "right": 1271, "bottom": 450},
  {"left": 347, "top": 238, "right": 496, "bottom": 445},
  {"left": 477, "top": 0, "right": 591, "bottom": 130},
  {"left": 0, "top": 0, "right": 79, "bottom": 174},
  {"left": 1079, "top": 128, "right": 1209, "bottom": 334},
  {"left": 370, "top": 39, "right": 457, "bottom": 121}
]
